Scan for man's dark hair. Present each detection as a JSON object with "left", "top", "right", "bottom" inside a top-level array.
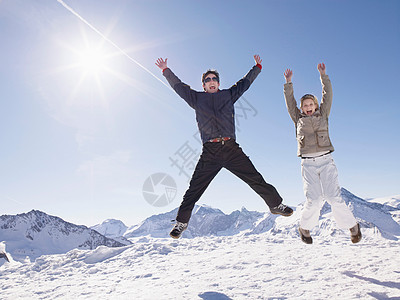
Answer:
[{"left": 202, "top": 69, "right": 220, "bottom": 84}]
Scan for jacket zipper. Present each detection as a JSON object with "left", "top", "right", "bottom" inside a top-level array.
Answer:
[{"left": 212, "top": 93, "right": 222, "bottom": 141}]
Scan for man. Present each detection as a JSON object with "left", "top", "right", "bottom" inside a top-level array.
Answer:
[{"left": 156, "top": 55, "right": 293, "bottom": 239}]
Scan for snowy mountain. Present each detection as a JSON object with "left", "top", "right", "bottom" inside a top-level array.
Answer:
[
  {"left": 123, "top": 188, "right": 400, "bottom": 240},
  {"left": 365, "top": 193, "right": 400, "bottom": 224},
  {"left": 2, "top": 199, "right": 399, "bottom": 299},
  {"left": 0, "top": 210, "right": 128, "bottom": 262},
  {"left": 124, "top": 205, "right": 264, "bottom": 238},
  {"left": 340, "top": 188, "right": 400, "bottom": 240},
  {"left": 90, "top": 219, "right": 131, "bottom": 245},
  {"left": 1, "top": 189, "right": 399, "bottom": 265}
]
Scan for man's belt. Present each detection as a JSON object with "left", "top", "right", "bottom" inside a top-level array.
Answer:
[{"left": 208, "top": 137, "right": 231, "bottom": 143}]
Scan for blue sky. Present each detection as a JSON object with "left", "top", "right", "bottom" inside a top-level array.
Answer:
[{"left": 0, "top": 0, "right": 399, "bottom": 227}]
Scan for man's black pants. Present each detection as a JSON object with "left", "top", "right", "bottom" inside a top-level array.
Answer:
[{"left": 176, "top": 139, "right": 283, "bottom": 223}]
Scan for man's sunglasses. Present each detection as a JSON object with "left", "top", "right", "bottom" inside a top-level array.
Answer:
[{"left": 203, "top": 77, "right": 219, "bottom": 83}]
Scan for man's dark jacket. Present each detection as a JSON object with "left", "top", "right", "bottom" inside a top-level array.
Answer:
[{"left": 163, "top": 65, "right": 261, "bottom": 144}]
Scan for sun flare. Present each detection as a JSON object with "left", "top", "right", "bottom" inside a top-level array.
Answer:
[
  {"left": 53, "top": 20, "right": 160, "bottom": 109},
  {"left": 76, "top": 45, "right": 109, "bottom": 75}
]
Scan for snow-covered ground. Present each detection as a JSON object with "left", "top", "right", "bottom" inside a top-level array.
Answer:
[
  {"left": 1, "top": 189, "right": 399, "bottom": 299},
  {"left": 0, "top": 233, "right": 399, "bottom": 299}
]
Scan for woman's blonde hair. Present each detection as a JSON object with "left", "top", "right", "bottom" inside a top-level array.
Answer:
[{"left": 300, "top": 94, "right": 319, "bottom": 110}]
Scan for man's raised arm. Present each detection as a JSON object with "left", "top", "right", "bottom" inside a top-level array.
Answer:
[
  {"left": 155, "top": 57, "right": 197, "bottom": 108},
  {"left": 230, "top": 54, "right": 262, "bottom": 103},
  {"left": 155, "top": 57, "right": 168, "bottom": 71}
]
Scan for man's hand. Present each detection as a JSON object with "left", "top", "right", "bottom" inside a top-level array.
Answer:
[
  {"left": 284, "top": 69, "right": 293, "bottom": 83},
  {"left": 155, "top": 58, "right": 168, "bottom": 70},
  {"left": 254, "top": 54, "right": 262, "bottom": 66},
  {"left": 317, "top": 63, "right": 326, "bottom": 76}
]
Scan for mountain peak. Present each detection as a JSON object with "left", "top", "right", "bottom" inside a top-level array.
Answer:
[
  {"left": 91, "top": 219, "right": 128, "bottom": 239},
  {"left": 0, "top": 210, "right": 129, "bottom": 262},
  {"left": 340, "top": 188, "right": 362, "bottom": 200}
]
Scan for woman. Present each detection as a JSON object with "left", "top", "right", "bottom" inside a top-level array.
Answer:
[{"left": 283, "top": 63, "right": 361, "bottom": 244}]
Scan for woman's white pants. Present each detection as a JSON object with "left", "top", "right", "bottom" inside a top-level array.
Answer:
[{"left": 300, "top": 154, "right": 357, "bottom": 230}]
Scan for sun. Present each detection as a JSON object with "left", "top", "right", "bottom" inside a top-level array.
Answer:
[
  {"left": 55, "top": 35, "right": 115, "bottom": 82},
  {"left": 54, "top": 34, "right": 121, "bottom": 108},
  {"left": 75, "top": 44, "right": 110, "bottom": 76},
  {"left": 52, "top": 22, "right": 163, "bottom": 110},
  {"left": 78, "top": 47, "right": 106, "bottom": 74}
]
